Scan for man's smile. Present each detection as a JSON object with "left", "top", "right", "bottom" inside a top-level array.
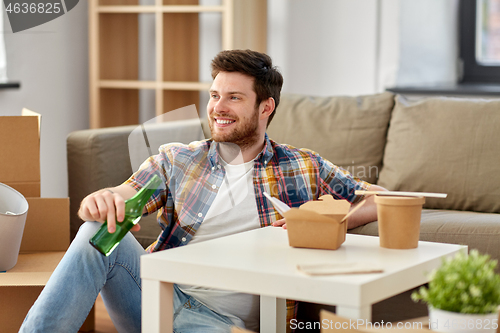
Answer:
[{"left": 214, "top": 117, "right": 236, "bottom": 126}]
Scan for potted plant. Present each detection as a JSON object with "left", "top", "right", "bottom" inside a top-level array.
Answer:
[{"left": 412, "top": 249, "right": 500, "bottom": 332}]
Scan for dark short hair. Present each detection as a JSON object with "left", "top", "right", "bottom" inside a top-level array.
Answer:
[{"left": 211, "top": 49, "right": 283, "bottom": 125}]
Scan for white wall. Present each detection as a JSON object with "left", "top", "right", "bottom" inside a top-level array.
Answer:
[
  {"left": 199, "top": 0, "right": 382, "bottom": 96},
  {"left": 395, "top": 0, "right": 459, "bottom": 86},
  {"left": 0, "top": 2, "right": 88, "bottom": 198},
  {"left": 268, "top": 0, "right": 380, "bottom": 96},
  {"left": 267, "top": 0, "right": 460, "bottom": 96}
]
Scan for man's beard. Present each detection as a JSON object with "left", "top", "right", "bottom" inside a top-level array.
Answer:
[{"left": 209, "top": 108, "right": 260, "bottom": 150}]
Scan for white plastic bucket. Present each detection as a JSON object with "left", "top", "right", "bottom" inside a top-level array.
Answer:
[{"left": 0, "top": 183, "right": 29, "bottom": 271}]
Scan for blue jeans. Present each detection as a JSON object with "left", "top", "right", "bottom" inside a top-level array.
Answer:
[{"left": 19, "top": 221, "right": 237, "bottom": 333}]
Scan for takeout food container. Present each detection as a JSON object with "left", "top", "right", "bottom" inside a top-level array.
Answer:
[
  {"left": 283, "top": 195, "right": 350, "bottom": 250},
  {"left": 375, "top": 195, "right": 425, "bottom": 249}
]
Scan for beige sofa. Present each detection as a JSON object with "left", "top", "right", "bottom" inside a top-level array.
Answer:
[{"left": 67, "top": 92, "right": 500, "bottom": 326}]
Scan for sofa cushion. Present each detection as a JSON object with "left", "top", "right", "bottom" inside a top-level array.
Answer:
[
  {"left": 267, "top": 92, "right": 394, "bottom": 184},
  {"left": 378, "top": 95, "right": 500, "bottom": 213}
]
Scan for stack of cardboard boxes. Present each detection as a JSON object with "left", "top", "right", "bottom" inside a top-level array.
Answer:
[{"left": 0, "top": 109, "right": 71, "bottom": 332}]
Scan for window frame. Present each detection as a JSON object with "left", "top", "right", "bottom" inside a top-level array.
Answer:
[{"left": 459, "top": 0, "right": 500, "bottom": 83}]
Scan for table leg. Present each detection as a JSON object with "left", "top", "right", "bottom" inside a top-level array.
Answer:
[
  {"left": 336, "top": 304, "right": 372, "bottom": 321},
  {"left": 142, "top": 279, "right": 174, "bottom": 333},
  {"left": 260, "top": 296, "right": 287, "bottom": 333}
]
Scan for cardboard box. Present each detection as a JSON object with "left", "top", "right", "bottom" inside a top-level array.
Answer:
[
  {"left": 284, "top": 195, "right": 350, "bottom": 250},
  {"left": 0, "top": 109, "right": 41, "bottom": 197},
  {"left": 0, "top": 198, "right": 69, "bottom": 333},
  {"left": 320, "top": 310, "right": 431, "bottom": 332},
  {"left": 19, "top": 198, "right": 70, "bottom": 253}
]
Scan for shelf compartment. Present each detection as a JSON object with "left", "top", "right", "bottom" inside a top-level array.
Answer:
[
  {"left": 98, "top": 5, "right": 156, "bottom": 13},
  {"left": 159, "top": 5, "right": 223, "bottom": 13},
  {"left": 99, "top": 14, "right": 139, "bottom": 81},
  {"left": 162, "top": 0, "right": 203, "bottom": 6},
  {"left": 163, "top": 12, "right": 199, "bottom": 82},
  {"left": 99, "top": 0, "right": 142, "bottom": 5},
  {"left": 97, "top": 5, "right": 224, "bottom": 13},
  {"left": 99, "top": 80, "right": 158, "bottom": 89},
  {"left": 163, "top": 90, "right": 201, "bottom": 116},
  {"left": 98, "top": 88, "right": 140, "bottom": 127}
]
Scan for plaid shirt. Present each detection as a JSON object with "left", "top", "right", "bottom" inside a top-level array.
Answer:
[{"left": 124, "top": 134, "right": 370, "bottom": 322}]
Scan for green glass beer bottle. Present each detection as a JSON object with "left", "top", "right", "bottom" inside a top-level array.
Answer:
[{"left": 89, "top": 175, "right": 162, "bottom": 256}]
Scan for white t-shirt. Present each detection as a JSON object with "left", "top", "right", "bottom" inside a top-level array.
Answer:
[{"left": 178, "top": 158, "right": 261, "bottom": 331}]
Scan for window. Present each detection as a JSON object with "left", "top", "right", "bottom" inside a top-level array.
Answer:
[{"left": 459, "top": 0, "right": 500, "bottom": 83}]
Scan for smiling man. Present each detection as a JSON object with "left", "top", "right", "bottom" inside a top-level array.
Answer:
[
  {"left": 208, "top": 72, "right": 268, "bottom": 162},
  {"left": 20, "top": 50, "right": 385, "bottom": 333}
]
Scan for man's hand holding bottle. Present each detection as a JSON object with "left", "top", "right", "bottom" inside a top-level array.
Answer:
[{"left": 78, "top": 184, "right": 140, "bottom": 233}]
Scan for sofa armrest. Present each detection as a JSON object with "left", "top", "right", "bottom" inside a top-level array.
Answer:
[{"left": 67, "top": 119, "right": 206, "bottom": 244}]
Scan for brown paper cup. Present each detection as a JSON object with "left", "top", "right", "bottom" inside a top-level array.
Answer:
[{"left": 374, "top": 195, "right": 425, "bottom": 249}]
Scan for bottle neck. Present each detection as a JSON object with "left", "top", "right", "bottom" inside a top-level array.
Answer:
[{"left": 125, "top": 175, "right": 162, "bottom": 216}]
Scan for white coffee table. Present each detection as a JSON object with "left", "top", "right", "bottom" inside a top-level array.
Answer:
[{"left": 141, "top": 227, "right": 466, "bottom": 332}]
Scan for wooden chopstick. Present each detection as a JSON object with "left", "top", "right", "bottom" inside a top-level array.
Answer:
[
  {"left": 340, "top": 199, "right": 366, "bottom": 222},
  {"left": 355, "top": 190, "right": 447, "bottom": 198}
]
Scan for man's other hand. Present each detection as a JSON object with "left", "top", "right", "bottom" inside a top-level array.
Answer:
[{"left": 272, "top": 218, "right": 287, "bottom": 229}]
